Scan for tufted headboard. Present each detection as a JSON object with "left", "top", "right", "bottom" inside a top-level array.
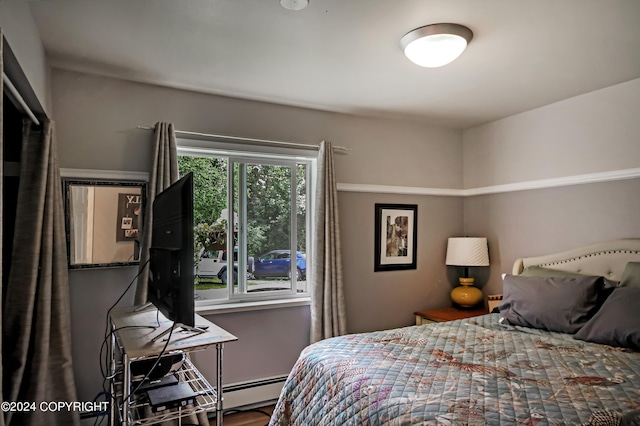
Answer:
[{"left": 512, "top": 239, "right": 640, "bottom": 282}]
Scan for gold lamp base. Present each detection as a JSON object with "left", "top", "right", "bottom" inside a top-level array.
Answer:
[{"left": 451, "top": 277, "right": 483, "bottom": 307}]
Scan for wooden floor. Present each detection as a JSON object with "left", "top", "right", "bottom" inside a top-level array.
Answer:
[{"left": 212, "top": 405, "right": 275, "bottom": 426}]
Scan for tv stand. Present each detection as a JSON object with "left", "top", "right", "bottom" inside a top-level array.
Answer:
[
  {"left": 151, "top": 322, "right": 207, "bottom": 342},
  {"left": 108, "top": 305, "right": 237, "bottom": 426}
]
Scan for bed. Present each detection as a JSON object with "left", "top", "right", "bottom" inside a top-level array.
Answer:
[{"left": 269, "top": 239, "right": 640, "bottom": 425}]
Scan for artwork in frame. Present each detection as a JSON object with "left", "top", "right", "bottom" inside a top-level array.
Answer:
[
  {"left": 374, "top": 203, "right": 418, "bottom": 272},
  {"left": 116, "top": 193, "right": 142, "bottom": 242}
]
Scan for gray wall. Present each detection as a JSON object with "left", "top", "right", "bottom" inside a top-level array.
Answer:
[
  {"left": 463, "top": 78, "right": 640, "bottom": 187},
  {"left": 190, "top": 306, "right": 311, "bottom": 384},
  {"left": 51, "top": 69, "right": 463, "bottom": 402},
  {"left": 462, "top": 79, "right": 640, "bottom": 296},
  {"left": 464, "top": 179, "right": 640, "bottom": 297},
  {"left": 340, "top": 192, "right": 462, "bottom": 333},
  {"left": 0, "top": 1, "right": 51, "bottom": 114}
]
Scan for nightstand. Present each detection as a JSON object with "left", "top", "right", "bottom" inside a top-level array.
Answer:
[{"left": 414, "top": 306, "right": 489, "bottom": 325}]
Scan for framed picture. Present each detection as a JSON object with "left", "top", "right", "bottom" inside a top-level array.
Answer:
[
  {"left": 116, "top": 193, "right": 142, "bottom": 242},
  {"left": 374, "top": 203, "right": 418, "bottom": 272}
]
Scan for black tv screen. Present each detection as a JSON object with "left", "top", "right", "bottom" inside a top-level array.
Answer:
[{"left": 147, "top": 172, "right": 195, "bottom": 328}]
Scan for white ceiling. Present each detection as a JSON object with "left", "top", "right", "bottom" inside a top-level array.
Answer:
[{"left": 28, "top": 0, "right": 640, "bottom": 129}]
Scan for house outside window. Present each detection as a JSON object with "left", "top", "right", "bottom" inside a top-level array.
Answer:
[{"left": 177, "top": 141, "right": 315, "bottom": 306}]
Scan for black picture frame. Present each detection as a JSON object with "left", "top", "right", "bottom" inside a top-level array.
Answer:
[
  {"left": 63, "top": 178, "right": 146, "bottom": 269},
  {"left": 374, "top": 203, "right": 418, "bottom": 272}
]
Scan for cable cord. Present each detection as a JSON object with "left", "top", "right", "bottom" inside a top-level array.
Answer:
[
  {"left": 91, "top": 391, "right": 110, "bottom": 426},
  {"left": 100, "top": 259, "right": 151, "bottom": 375},
  {"left": 127, "top": 322, "right": 177, "bottom": 400},
  {"left": 96, "top": 321, "right": 177, "bottom": 422},
  {"left": 95, "top": 259, "right": 152, "bottom": 412},
  {"left": 103, "top": 259, "right": 150, "bottom": 341},
  {"left": 99, "top": 325, "right": 156, "bottom": 381}
]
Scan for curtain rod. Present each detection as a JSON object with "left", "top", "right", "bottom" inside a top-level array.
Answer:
[
  {"left": 137, "top": 126, "right": 350, "bottom": 153},
  {"left": 3, "top": 72, "right": 40, "bottom": 125}
]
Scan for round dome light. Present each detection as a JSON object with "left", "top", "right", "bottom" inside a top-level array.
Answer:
[{"left": 400, "top": 23, "right": 473, "bottom": 68}]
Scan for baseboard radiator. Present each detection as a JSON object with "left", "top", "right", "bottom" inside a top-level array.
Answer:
[{"left": 219, "top": 375, "right": 287, "bottom": 411}]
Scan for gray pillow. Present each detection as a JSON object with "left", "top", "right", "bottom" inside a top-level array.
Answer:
[
  {"left": 574, "top": 287, "right": 640, "bottom": 350},
  {"left": 521, "top": 266, "right": 583, "bottom": 277},
  {"left": 619, "top": 262, "right": 640, "bottom": 288},
  {"left": 521, "top": 265, "right": 618, "bottom": 288},
  {"left": 499, "top": 274, "right": 604, "bottom": 334}
]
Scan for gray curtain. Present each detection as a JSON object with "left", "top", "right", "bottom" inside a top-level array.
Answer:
[
  {"left": 3, "top": 119, "right": 79, "bottom": 426},
  {"left": 310, "top": 141, "right": 347, "bottom": 343},
  {"left": 132, "top": 122, "right": 208, "bottom": 425},
  {"left": 0, "top": 28, "right": 5, "bottom": 426},
  {"left": 134, "top": 122, "right": 179, "bottom": 305}
]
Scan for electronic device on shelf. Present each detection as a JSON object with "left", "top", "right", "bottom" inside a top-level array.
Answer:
[
  {"left": 133, "top": 373, "right": 179, "bottom": 393},
  {"left": 147, "top": 383, "right": 199, "bottom": 412},
  {"left": 130, "top": 353, "right": 185, "bottom": 381},
  {"left": 147, "top": 172, "right": 203, "bottom": 341}
]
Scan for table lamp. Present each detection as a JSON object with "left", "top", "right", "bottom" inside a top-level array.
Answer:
[{"left": 445, "top": 237, "right": 489, "bottom": 307}]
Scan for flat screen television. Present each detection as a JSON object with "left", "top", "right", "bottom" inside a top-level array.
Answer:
[{"left": 147, "top": 172, "right": 195, "bottom": 328}]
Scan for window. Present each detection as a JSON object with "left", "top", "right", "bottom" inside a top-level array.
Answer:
[{"left": 178, "top": 142, "right": 315, "bottom": 306}]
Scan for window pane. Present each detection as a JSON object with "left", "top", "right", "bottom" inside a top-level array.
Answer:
[
  {"left": 179, "top": 155, "right": 230, "bottom": 302},
  {"left": 246, "top": 162, "right": 297, "bottom": 293},
  {"left": 232, "top": 162, "right": 242, "bottom": 296},
  {"left": 296, "top": 163, "right": 308, "bottom": 293}
]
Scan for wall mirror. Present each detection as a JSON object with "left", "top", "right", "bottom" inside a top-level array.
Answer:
[{"left": 62, "top": 171, "right": 147, "bottom": 269}]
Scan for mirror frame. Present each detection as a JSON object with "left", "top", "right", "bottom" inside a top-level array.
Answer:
[{"left": 61, "top": 169, "right": 148, "bottom": 269}]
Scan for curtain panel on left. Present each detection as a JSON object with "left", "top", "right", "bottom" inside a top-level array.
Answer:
[
  {"left": 3, "top": 119, "right": 80, "bottom": 426},
  {"left": 0, "top": 26, "right": 5, "bottom": 426}
]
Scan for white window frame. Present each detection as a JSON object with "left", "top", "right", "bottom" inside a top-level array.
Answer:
[{"left": 177, "top": 139, "right": 316, "bottom": 308}]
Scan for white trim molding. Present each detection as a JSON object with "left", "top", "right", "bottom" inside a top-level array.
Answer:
[
  {"left": 222, "top": 375, "right": 287, "bottom": 410},
  {"left": 196, "top": 297, "right": 311, "bottom": 316},
  {"left": 337, "top": 167, "right": 640, "bottom": 197},
  {"left": 463, "top": 167, "right": 640, "bottom": 196},
  {"left": 59, "top": 168, "right": 149, "bottom": 181},
  {"left": 337, "top": 183, "right": 464, "bottom": 197}
]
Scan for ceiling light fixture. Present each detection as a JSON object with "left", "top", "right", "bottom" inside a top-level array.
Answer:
[
  {"left": 280, "top": 0, "right": 309, "bottom": 11},
  {"left": 400, "top": 23, "right": 473, "bottom": 68}
]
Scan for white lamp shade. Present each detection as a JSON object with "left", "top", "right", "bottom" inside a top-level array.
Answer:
[
  {"left": 400, "top": 23, "right": 473, "bottom": 68},
  {"left": 445, "top": 237, "right": 489, "bottom": 266}
]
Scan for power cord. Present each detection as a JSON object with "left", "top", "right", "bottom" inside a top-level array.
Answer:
[
  {"left": 96, "top": 321, "right": 177, "bottom": 424},
  {"left": 99, "top": 260, "right": 152, "bottom": 385},
  {"left": 91, "top": 391, "right": 110, "bottom": 426},
  {"left": 127, "top": 321, "right": 177, "bottom": 401},
  {"left": 93, "top": 259, "right": 154, "bottom": 417},
  {"left": 102, "top": 259, "right": 151, "bottom": 346}
]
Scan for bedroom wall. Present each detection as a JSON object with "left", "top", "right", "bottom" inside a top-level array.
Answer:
[
  {"left": 462, "top": 78, "right": 640, "bottom": 297},
  {"left": 463, "top": 78, "right": 640, "bottom": 187},
  {"left": 340, "top": 192, "right": 462, "bottom": 334},
  {"left": 0, "top": 1, "right": 51, "bottom": 115},
  {"left": 50, "top": 68, "right": 463, "bottom": 402}
]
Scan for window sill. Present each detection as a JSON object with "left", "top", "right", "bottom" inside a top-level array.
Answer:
[{"left": 196, "top": 296, "right": 311, "bottom": 316}]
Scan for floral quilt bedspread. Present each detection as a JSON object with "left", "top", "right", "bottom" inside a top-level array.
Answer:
[{"left": 269, "top": 314, "right": 640, "bottom": 425}]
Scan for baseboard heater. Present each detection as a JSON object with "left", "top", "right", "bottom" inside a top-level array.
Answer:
[{"left": 218, "top": 375, "right": 288, "bottom": 412}]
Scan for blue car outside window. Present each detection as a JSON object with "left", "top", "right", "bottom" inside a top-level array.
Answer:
[{"left": 253, "top": 250, "right": 306, "bottom": 279}]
